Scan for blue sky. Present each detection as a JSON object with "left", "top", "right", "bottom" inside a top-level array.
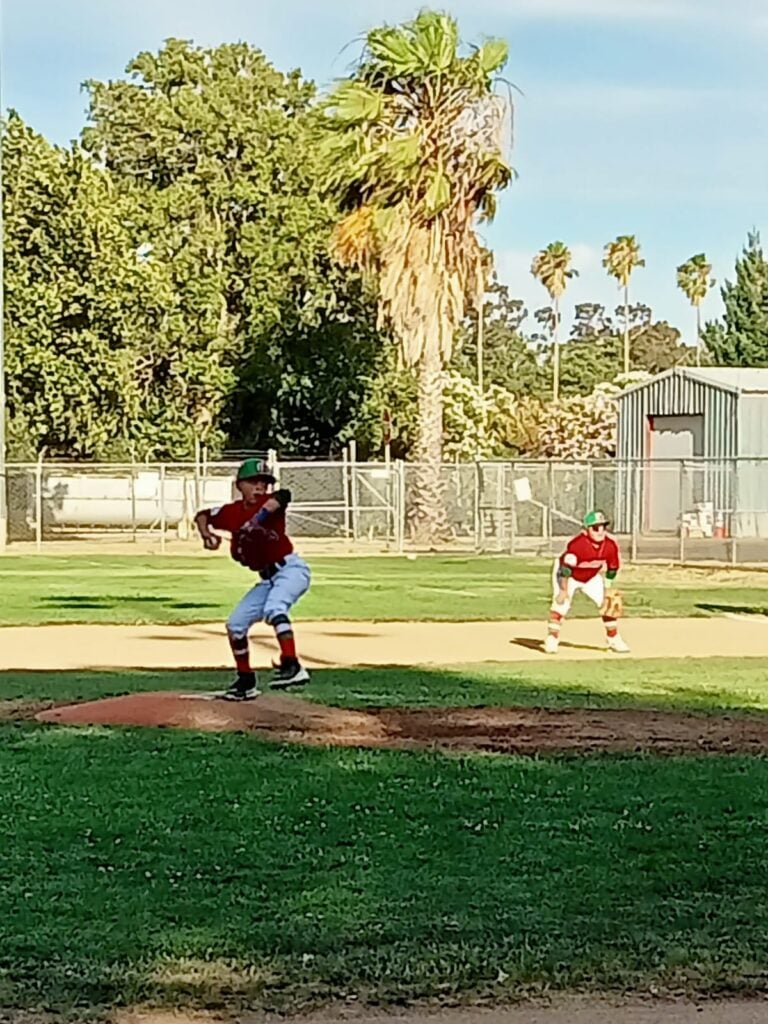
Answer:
[{"left": 5, "top": 0, "right": 768, "bottom": 340}]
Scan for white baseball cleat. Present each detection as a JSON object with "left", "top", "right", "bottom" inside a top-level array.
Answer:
[
  {"left": 607, "top": 635, "right": 630, "bottom": 654},
  {"left": 543, "top": 634, "right": 559, "bottom": 654}
]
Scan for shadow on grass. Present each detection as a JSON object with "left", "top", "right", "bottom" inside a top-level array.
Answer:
[
  {"left": 2, "top": 661, "right": 768, "bottom": 718},
  {"left": 40, "top": 595, "right": 170, "bottom": 609},
  {"left": 696, "top": 602, "right": 768, "bottom": 617},
  {"left": 4, "top": 727, "right": 768, "bottom": 1011}
]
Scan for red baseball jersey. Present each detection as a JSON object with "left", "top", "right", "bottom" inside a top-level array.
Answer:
[
  {"left": 559, "top": 532, "right": 620, "bottom": 583},
  {"left": 208, "top": 496, "right": 293, "bottom": 568}
]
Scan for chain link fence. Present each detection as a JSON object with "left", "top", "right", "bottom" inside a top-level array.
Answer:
[{"left": 6, "top": 456, "right": 768, "bottom": 564}]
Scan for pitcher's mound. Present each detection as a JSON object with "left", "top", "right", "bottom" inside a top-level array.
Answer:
[{"left": 34, "top": 692, "right": 768, "bottom": 755}]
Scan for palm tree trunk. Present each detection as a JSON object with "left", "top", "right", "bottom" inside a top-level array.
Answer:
[
  {"left": 409, "top": 343, "right": 450, "bottom": 545},
  {"left": 477, "top": 299, "right": 484, "bottom": 393},
  {"left": 623, "top": 283, "right": 630, "bottom": 375},
  {"left": 696, "top": 304, "right": 702, "bottom": 366},
  {"left": 552, "top": 300, "right": 560, "bottom": 402}
]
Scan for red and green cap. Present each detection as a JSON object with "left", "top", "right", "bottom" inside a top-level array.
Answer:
[
  {"left": 236, "top": 457, "right": 275, "bottom": 483},
  {"left": 583, "top": 510, "right": 609, "bottom": 528}
]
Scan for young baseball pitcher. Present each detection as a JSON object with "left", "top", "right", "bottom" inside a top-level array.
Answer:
[
  {"left": 195, "top": 457, "right": 311, "bottom": 700},
  {"left": 545, "top": 510, "right": 629, "bottom": 655}
]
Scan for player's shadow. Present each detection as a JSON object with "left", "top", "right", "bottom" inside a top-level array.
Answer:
[{"left": 511, "top": 637, "right": 606, "bottom": 653}]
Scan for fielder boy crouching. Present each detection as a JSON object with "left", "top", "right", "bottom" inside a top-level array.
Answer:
[{"left": 545, "top": 510, "right": 629, "bottom": 655}]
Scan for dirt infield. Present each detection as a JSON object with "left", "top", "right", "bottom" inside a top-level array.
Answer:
[
  {"left": 0, "top": 615, "right": 765, "bottom": 671},
  {"left": 34, "top": 691, "right": 768, "bottom": 755},
  {"left": 112, "top": 1002, "right": 768, "bottom": 1024}
]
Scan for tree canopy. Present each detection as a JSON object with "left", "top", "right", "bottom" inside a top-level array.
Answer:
[
  {"left": 3, "top": 27, "right": 754, "bottom": 468},
  {"left": 5, "top": 40, "right": 381, "bottom": 459},
  {"left": 702, "top": 232, "right": 768, "bottom": 367}
]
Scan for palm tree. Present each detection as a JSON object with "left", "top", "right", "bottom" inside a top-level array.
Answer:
[
  {"left": 322, "top": 11, "right": 513, "bottom": 543},
  {"left": 531, "top": 242, "right": 578, "bottom": 401},
  {"left": 676, "top": 253, "right": 715, "bottom": 366},
  {"left": 603, "top": 235, "right": 645, "bottom": 375}
]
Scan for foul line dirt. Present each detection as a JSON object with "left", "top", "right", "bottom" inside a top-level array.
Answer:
[{"left": 0, "top": 616, "right": 764, "bottom": 672}]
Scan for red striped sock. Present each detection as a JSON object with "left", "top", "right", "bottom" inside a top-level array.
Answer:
[
  {"left": 548, "top": 611, "right": 563, "bottom": 637},
  {"left": 228, "top": 634, "right": 251, "bottom": 672},
  {"left": 277, "top": 631, "right": 297, "bottom": 661},
  {"left": 603, "top": 617, "right": 618, "bottom": 639}
]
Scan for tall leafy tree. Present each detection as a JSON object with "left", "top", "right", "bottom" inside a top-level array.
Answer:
[
  {"left": 554, "top": 301, "right": 690, "bottom": 396},
  {"left": 451, "top": 276, "right": 544, "bottom": 397},
  {"left": 677, "top": 253, "right": 714, "bottom": 366},
  {"left": 531, "top": 241, "right": 578, "bottom": 400},
  {"left": 322, "top": 11, "right": 513, "bottom": 542},
  {"left": 603, "top": 234, "right": 645, "bottom": 374},
  {"left": 701, "top": 233, "right": 768, "bottom": 366},
  {"left": 82, "top": 39, "right": 380, "bottom": 456},
  {"left": 2, "top": 114, "right": 182, "bottom": 458}
]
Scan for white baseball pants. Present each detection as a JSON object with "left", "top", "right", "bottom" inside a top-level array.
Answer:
[
  {"left": 227, "top": 553, "right": 311, "bottom": 638},
  {"left": 550, "top": 558, "right": 605, "bottom": 615}
]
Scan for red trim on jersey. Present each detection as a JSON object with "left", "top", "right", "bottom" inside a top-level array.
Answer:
[
  {"left": 208, "top": 497, "right": 293, "bottom": 567},
  {"left": 559, "top": 532, "right": 620, "bottom": 583}
]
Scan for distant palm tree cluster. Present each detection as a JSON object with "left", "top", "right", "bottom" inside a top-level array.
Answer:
[{"left": 531, "top": 237, "right": 715, "bottom": 398}]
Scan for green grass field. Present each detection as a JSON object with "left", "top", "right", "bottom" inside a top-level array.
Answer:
[
  {"left": 3, "top": 661, "right": 768, "bottom": 1012},
  {"left": 3, "top": 555, "right": 768, "bottom": 1014},
  {"left": 1, "top": 553, "right": 766, "bottom": 625}
]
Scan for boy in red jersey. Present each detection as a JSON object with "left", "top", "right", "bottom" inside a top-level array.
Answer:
[
  {"left": 195, "top": 457, "right": 311, "bottom": 700},
  {"left": 544, "top": 510, "right": 629, "bottom": 655}
]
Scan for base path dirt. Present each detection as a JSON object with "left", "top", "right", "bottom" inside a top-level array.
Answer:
[
  {"left": 1, "top": 616, "right": 765, "bottom": 672},
  {"left": 111, "top": 1001, "right": 768, "bottom": 1024},
  {"left": 35, "top": 691, "right": 768, "bottom": 755},
  {"left": 306, "top": 1002, "right": 768, "bottom": 1024}
]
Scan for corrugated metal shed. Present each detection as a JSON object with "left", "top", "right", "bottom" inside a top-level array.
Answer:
[
  {"left": 617, "top": 369, "right": 738, "bottom": 462},
  {"left": 666, "top": 367, "right": 768, "bottom": 395},
  {"left": 616, "top": 368, "right": 768, "bottom": 536}
]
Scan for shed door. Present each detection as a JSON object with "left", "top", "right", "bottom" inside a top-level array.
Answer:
[{"left": 646, "top": 415, "right": 704, "bottom": 532}]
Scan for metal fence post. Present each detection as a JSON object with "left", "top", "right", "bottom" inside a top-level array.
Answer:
[
  {"left": 159, "top": 463, "right": 167, "bottom": 554},
  {"left": 729, "top": 457, "right": 738, "bottom": 566},
  {"left": 193, "top": 439, "right": 201, "bottom": 515},
  {"left": 130, "top": 461, "right": 137, "bottom": 543},
  {"left": 507, "top": 461, "right": 517, "bottom": 555},
  {"left": 396, "top": 459, "right": 406, "bottom": 554},
  {"left": 349, "top": 439, "right": 359, "bottom": 542},
  {"left": 630, "top": 461, "right": 639, "bottom": 563},
  {"left": 545, "top": 462, "right": 554, "bottom": 542},
  {"left": 35, "top": 453, "right": 43, "bottom": 552},
  {"left": 473, "top": 461, "right": 482, "bottom": 551},
  {"left": 678, "top": 460, "right": 686, "bottom": 565},
  {"left": 342, "top": 446, "right": 351, "bottom": 540}
]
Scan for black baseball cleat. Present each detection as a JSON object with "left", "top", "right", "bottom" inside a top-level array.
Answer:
[
  {"left": 270, "top": 659, "right": 310, "bottom": 690},
  {"left": 221, "top": 671, "right": 260, "bottom": 701}
]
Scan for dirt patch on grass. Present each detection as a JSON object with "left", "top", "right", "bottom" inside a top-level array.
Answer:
[
  {"left": 35, "top": 692, "right": 768, "bottom": 756},
  {"left": 0, "top": 698, "right": 56, "bottom": 722}
]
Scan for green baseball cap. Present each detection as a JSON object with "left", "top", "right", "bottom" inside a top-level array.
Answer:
[
  {"left": 583, "top": 510, "right": 609, "bottom": 528},
  {"left": 236, "top": 457, "right": 275, "bottom": 483}
]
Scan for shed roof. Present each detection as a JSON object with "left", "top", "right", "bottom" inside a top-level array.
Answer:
[{"left": 618, "top": 367, "right": 768, "bottom": 399}]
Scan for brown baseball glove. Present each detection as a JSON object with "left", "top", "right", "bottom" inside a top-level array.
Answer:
[
  {"left": 232, "top": 524, "right": 279, "bottom": 571},
  {"left": 601, "top": 588, "right": 623, "bottom": 619}
]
